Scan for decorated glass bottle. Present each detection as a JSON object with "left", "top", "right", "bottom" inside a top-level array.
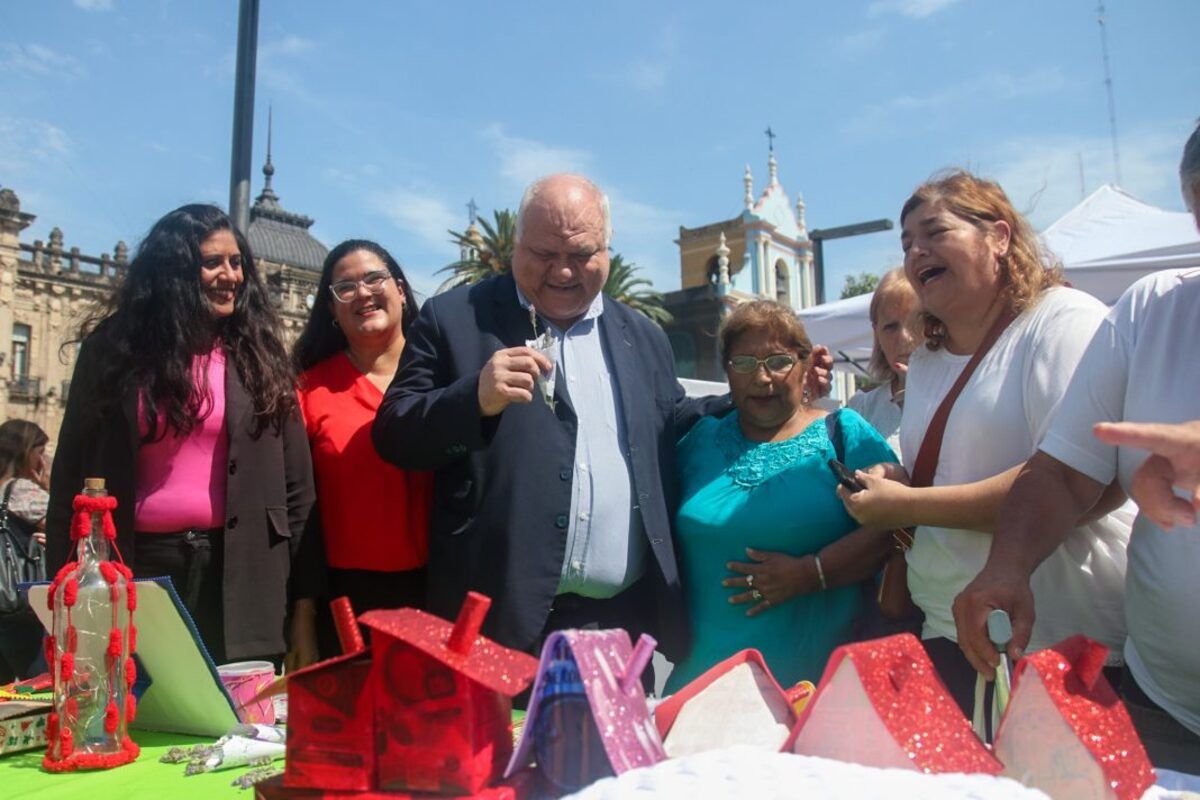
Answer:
[{"left": 44, "top": 477, "right": 139, "bottom": 771}]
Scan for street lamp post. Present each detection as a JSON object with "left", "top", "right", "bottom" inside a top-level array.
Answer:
[{"left": 228, "top": 0, "right": 260, "bottom": 235}]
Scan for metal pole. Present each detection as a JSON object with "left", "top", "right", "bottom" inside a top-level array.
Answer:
[
  {"left": 812, "top": 238, "right": 826, "bottom": 305},
  {"left": 228, "top": 0, "right": 260, "bottom": 234}
]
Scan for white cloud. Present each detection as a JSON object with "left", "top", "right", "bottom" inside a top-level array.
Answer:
[
  {"left": 843, "top": 67, "right": 1067, "bottom": 137},
  {"left": 0, "top": 43, "right": 86, "bottom": 79},
  {"left": 73, "top": 0, "right": 114, "bottom": 10},
  {"left": 481, "top": 123, "right": 592, "bottom": 186},
  {"left": 263, "top": 35, "right": 315, "bottom": 58},
  {"left": 0, "top": 116, "right": 74, "bottom": 174},
  {"left": 868, "top": 0, "right": 961, "bottom": 19},
  {"left": 983, "top": 122, "right": 1189, "bottom": 229},
  {"left": 622, "top": 24, "right": 678, "bottom": 93},
  {"left": 838, "top": 28, "right": 886, "bottom": 55},
  {"left": 372, "top": 187, "right": 460, "bottom": 253}
]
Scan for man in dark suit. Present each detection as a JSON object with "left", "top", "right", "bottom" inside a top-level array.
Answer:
[{"left": 373, "top": 173, "right": 734, "bottom": 664}]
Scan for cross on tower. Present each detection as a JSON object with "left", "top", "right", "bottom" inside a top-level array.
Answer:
[
  {"left": 764, "top": 126, "right": 776, "bottom": 152},
  {"left": 466, "top": 198, "right": 479, "bottom": 224}
]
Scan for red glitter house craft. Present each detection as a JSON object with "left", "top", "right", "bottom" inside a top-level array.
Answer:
[
  {"left": 785, "top": 633, "right": 1002, "bottom": 775},
  {"left": 993, "top": 635, "right": 1154, "bottom": 800},
  {"left": 284, "top": 593, "right": 538, "bottom": 797}
]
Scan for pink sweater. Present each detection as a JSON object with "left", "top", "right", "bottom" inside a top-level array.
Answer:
[{"left": 134, "top": 348, "right": 228, "bottom": 532}]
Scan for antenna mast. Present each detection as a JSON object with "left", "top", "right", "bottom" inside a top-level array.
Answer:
[{"left": 1096, "top": 1, "right": 1121, "bottom": 186}]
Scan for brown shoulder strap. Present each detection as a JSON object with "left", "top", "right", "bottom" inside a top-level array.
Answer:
[{"left": 909, "top": 309, "right": 1017, "bottom": 489}]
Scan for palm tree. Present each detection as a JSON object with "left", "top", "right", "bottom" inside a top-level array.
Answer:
[
  {"left": 603, "top": 254, "right": 672, "bottom": 326},
  {"left": 440, "top": 209, "right": 516, "bottom": 292},
  {"left": 441, "top": 207, "right": 672, "bottom": 326}
]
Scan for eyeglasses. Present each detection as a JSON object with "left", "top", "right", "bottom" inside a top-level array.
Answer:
[
  {"left": 726, "top": 353, "right": 798, "bottom": 375},
  {"left": 330, "top": 270, "right": 393, "bottom": 303}
]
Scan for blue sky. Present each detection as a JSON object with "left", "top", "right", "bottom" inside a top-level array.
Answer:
[{"left": 2, "top": 0, "right": 1197, "bottom": 299}]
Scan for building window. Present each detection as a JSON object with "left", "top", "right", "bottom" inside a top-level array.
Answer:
[
  {"left": 774, "top": 260, "right": 790, "bottom": 305},
  {"left": 11, "top": 323, "right": 30, "bottom": 380}
]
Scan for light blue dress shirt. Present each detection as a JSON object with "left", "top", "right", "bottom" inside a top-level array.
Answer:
[{"left": 515, "top": 286, "right": 647, "bottom": 599}]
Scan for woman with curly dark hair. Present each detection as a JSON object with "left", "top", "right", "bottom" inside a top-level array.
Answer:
[
  {"left": 294, "top": 240, "right": 430, "bottom": 657},
  {"left": 47, "top": 203, "right": 317, "bottom": 668}
]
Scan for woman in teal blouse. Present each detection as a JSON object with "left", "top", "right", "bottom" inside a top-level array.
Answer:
[{"left": 665, "top": 301, "right": 898, "bottom": 692}]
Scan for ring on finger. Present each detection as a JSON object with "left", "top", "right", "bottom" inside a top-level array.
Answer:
[
  {"left": 751, "top": 588, "right": 763, "bottom": 601},
  {"left": 746, "top": 574, "right": 755, "bottom": 588}
]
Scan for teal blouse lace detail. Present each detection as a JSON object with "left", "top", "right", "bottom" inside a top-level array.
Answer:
[{"left": 714, "top": 412, "right": 829, "bottom": 489}]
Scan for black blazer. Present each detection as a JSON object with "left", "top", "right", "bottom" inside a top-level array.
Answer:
[
  {"left": 46, "top": 330, "right": 316, "bottom": 659},
  {"left": 372, "top": 274, "right": 729, "bottom": 659}
]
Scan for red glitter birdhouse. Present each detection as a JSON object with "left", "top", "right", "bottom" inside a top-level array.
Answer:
[
  {"left": 785, "top": 634, "right": 1001, "bottom": 775},
  {"left": 359, "top": 592, "right": 538, "bottom": 796},
  {"left": 993, "top": 635, "right": 1154, "bottom": 800},
  {"left": 285, "top": 598, "right": 376, "bottom": 792},
  {"left": 653, "top": 649, "right": 797, "bottom": 757}
]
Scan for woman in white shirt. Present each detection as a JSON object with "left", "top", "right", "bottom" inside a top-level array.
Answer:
[
  {"left": 838, "top": 169, "right": 1130, "bottom": 713},
  {"left": 846, "top": 268, "right": 919, "bottom": 458}
]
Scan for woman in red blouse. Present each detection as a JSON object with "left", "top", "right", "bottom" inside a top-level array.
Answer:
[{"left": 293, "top": 240, "right": 430, "bottom": 656}]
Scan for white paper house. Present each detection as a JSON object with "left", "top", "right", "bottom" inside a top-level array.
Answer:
[
  {"left": 994, "top": 635, "right": 1154, "bottom": 800},
  {"left": 654, "top": 649, "right": 797, "bottom": 757},
  {"left": 786, "top": 634, "right": 1001, "bottom": 775}
]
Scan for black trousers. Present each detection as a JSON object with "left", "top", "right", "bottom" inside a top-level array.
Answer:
[
  {"left": 1121, "top": 665, "right": 1200, "bottom": 772},
  {"left": 134, "top": 529, "right": 227, "bottom": 665},
  {"left": 314, "top": 567, "right": 427, "bottom": 659},
  {"left": 0, "top": 609, "right": 45, "bottom": 683}
]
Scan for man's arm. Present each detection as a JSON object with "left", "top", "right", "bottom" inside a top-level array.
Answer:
[{"left": 952, "top": 451, "right": 1105, "bottom": 675}]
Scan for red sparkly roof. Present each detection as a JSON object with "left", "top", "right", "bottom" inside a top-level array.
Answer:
[
  {"left": 359, "top": 608, "right": 537, "bottom": 698},
  {"left": 1012, "top": 636, "right": 1154, "bottom": 800},
  {"left": 798, "top": 634, "right": 1001, "bottom": 775}
]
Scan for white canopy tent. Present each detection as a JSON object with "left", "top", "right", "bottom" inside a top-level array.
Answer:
[{"left": 799, "top": 184, "right": 1200, "bottom": 370}]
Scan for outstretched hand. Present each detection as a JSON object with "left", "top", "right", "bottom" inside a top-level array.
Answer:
[
  {"left": 1094, "top": 420, "right": 1200, "bottom": 529},
  {"left": 837, "top": 468, "right": 914, "bottom": 529}
]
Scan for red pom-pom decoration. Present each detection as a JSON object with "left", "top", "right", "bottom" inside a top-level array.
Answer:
[
  {"left": 44, "top": 635, "right": 56, "bottom": 667},
  {"left": 125, "top": 657, "right": 136, "bottom": 687},
  {"left": 67, "top": 624, "right": 77, "bottom": 653},
  {"left": 126, "top": 581, "right": 137, "bottom": 611},
  {"left": 115, "top": 563, "right": 132, "bottom": 580},
  {"left": 99, "top": 562, "right": 117, "bottom": 584},
  {"left": 46, "top": 711, "right": 59, "bottom": 742},
  {"left": 60, "top": 652, "right": 75, "bottom": 682},
  {"left": 64, "top": 696, "right": 78, "bottom": 722},
  {"left": 107, "top": 628, "right": 123, "bottom": 661},
  {"left": 125, "top": 693, "right": 136, "bottom": 724},
  {"left": 63, "top": 579, "right": 78, "bottom": 607},
  {"left": 59, "top": 727, "right": 73, "bottom": 758},
  {"left": 104, "top": 701, "right": 119, "bottom": 734},
  {"left": 128, "top": 624, "right": 137, "bottom": 653}
]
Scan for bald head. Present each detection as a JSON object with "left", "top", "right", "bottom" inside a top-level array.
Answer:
[
  {"left": 515, "top": 174, "right": 612, "bottom": 246},
  {"left": 512, "top": 174, "right": 612, "bottom": 329}
]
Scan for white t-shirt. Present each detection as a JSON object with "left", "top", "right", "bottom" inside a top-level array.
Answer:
[
  {"left": 847, "top": 384, "right": 903, "bottom": 461},
  {"left": 1040, "top": 268, "right": 1200, "bottom": 736},
  {"left": 900, "top": 286, "right": 1129, "bottom": 654}
]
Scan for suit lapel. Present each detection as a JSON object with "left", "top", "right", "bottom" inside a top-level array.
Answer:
[
  {"left": 599, "top": 299, "right": 638, "bottom": 435},
  {"left": 224, "top": 351, "right": 253, "bottom": 441}
]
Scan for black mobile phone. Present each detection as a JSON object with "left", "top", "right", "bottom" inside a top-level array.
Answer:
[{"left": 828, "top": 458, "right": 865, "bottom": 493}]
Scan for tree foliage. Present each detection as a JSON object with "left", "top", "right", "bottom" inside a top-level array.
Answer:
[{"left": 840, "top": 271, "right": 880, "bottom": 299}]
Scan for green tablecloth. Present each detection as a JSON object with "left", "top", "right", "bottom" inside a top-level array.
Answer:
[{"left": 2, "top": 730, "right": 253, "bottom": 799}]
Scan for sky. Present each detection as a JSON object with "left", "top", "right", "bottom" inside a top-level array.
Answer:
[{"left": 1, "top": 0, "right": 1197, "bottom": 300}]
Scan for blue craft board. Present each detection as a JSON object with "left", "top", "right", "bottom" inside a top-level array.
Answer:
[{"left": 25, "top": 576, "right": 239, "bottom": 737}]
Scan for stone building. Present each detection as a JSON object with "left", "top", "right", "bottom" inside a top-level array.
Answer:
[
  {"left": 663, "top": 148, "right": 815, "bottom": 381},
  {"left": 0, "top": 148, "right": 327, "bottom": 444}
]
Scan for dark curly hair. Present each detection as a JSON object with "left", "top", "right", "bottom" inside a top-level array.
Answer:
[
  {"left": 75, "top": 203, "right": 296, "bottom": 439},
  {"left": 292, "top": 239, "right": 417, "bottom": 374}
]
